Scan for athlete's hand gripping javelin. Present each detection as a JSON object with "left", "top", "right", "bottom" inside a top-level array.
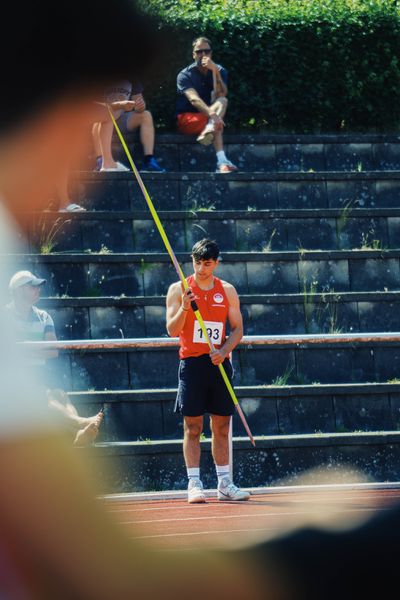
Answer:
[{"left": 181, "top": 287, "right": 196, "bottom": 311}]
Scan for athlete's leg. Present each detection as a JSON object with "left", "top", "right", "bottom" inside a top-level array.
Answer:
[
  {"left": 183, "top": 415, "right": 203, "bottom": 468},
  {"left": 210, "top": 414, "right": 230, "bottom": 465},
  {"left": 184, "top": 415, "right": 206, "bottom": 503},
  {"left": 211, "top": 414, "right": 250, "bottom": 501}
]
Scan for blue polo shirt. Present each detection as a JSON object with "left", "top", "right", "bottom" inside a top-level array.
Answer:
[{"left": 176, "top": 62, "right": 228, "bottom": 115}]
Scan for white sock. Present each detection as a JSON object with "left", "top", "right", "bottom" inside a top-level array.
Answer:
[
  {"left": 216, "top": 464, "right": 230, "bottom": 485},
  {"left": 187, "top": 467, "right": 200, "bottom": 482},
  {"left": 216, "top": 150, "right": 228, "bottom": 165}
]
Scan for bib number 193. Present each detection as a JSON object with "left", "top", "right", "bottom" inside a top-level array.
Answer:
[{"left": 193, "top": 320, "right": 223, "bottom": 345}]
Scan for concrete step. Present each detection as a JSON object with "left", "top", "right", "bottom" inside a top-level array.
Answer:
[
  {"left": 7, "top": 249, "right": 400, "bottom": 297},
  {"left": 49, "top": 338, "right": 400, "bottom": 392},
  {"left": 110, "top": 132, "right": 400, "bottom": 173},
  {"left": 85, "top": 431, "right": 400, "bottom": 493},
  {"left": 72, "top": 171, "right": 400, "bottom": 212},
  {"left": 70, "top": 382, "right": 400, "bottom": 442},
  {"left": 30, "top": 208, "right": 400, "bottom": 254},
  {"left": 39, "top": 291, "right": 400, "bottom": 340}
]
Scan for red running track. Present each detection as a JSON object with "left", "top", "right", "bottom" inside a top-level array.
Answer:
[{"left": 104, "top": 487, "right": 400, "bottom": 551}]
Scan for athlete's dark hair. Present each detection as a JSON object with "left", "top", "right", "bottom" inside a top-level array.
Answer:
[
  {"left": 191, "top": 239, "right": 220, "bottom": 261},
  {"left": 192, "top": 36, "right": 212, "bottom": 50},
  {"left": 1, "top": 0, "right": 157, "bottom": 136}
]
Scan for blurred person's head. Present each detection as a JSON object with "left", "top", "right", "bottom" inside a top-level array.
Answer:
[
  {"left": 9, "top": 271, "right": 46, "bottom": 308},
  {"left": 0, "top": 0, "right": 155, "bottom": 227}
]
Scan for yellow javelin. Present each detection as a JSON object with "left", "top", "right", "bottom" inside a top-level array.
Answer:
[{"left": 108, "top": 107, "right": 255, "bottom": 447}]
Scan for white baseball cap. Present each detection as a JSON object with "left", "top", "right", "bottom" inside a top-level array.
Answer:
[{"left": 9, "top": 270, "right": 46, "bottom": 291}]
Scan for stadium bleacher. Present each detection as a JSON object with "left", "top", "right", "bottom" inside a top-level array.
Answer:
[{"left": 16, "top": 132, "right": 400, "bottom": 492}]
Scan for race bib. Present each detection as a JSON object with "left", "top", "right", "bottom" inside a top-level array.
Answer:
[{"left": 193, "top": 320, "right": 223, "bottom": 345}]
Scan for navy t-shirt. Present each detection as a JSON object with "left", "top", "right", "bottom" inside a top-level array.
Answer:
[{"left": 176, "top": 62, "right": 228, "bottom": 115}]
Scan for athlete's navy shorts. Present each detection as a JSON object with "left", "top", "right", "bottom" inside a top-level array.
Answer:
[{"left": 175, "top": 354, "right": 235, "bottom": 417}]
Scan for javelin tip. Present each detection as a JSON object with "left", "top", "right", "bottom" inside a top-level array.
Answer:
[{"left": 235, "top": 404, "right": 256, "bottom": 448}]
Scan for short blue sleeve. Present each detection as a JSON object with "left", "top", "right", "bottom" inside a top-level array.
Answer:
[
  {"left": 177, "top": 70, "right": 194, "bottom": 93},
  {"left": 219, "top": 66, "right": 228, "bottom": 86}
]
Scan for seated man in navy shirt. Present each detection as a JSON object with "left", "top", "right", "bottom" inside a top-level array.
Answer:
[{"left": 176, "top": 37, "right": 238, "bottom": 173}]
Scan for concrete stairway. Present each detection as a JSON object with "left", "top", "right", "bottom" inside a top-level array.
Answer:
[{"left": 10, "top": 133, "right": 400, "bottom": 492}]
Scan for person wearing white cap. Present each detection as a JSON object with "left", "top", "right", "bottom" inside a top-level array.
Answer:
[
  {"left": 6, "top": 270, "right": 58, "bottom": 363},
  {"left": 6, "top": 270, "right": 104, "bottom": 444}
]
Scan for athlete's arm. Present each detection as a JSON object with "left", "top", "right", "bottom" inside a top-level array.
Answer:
[
  {"left": 210, "top": 283, "right": 243, "bottom": 365},
  {"left": 166, "top": 283, "right": 196, "bottom": 337}
]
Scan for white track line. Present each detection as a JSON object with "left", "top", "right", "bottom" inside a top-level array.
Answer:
[
  {"left": 131, "top": 507, "right": 393, "bottom": 541},
  {"left": 119, "top": 506, "right": 390, "bottom": 526},
  {"left": 134, "top": 527, "right": 278, "bottom": 540},
  {"left": 107, "top": 503, "right": 245, "bottom": 514},
  {"left": 106, "top": 492, "right": 400, "bottom": 514},
  {"left": 103, "top": 481, "right": 400, "bottom": 503}
]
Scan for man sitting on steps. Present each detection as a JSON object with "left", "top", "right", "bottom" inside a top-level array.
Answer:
[
  {"left": 93, "top": 80, "right": 165, "bottom": 173},
  {"left": 176, "top": 37, "right": 238, "bottom": 173}
]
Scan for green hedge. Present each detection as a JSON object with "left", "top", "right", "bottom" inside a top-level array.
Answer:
[{"left": 138, "top": 0, "right": 400, "bottom": 133}]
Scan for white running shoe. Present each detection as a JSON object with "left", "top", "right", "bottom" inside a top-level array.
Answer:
[
  {"left": 197, "top": 122, "right": 215, "bottom": 145},
  {"left": 188, "top": 479, "right": 206, "bottom": 504},
  {"left": 100, "top": 162, "right": 130, "bottom": 172},
  {"left": 216, "top": 160, "right": 239, "bottom": 173},
  {"left": 59, "top": 203, "right": 86, "bottom": 213},
  {"left": 217, "top": 477, "right": 250, "bottom": 501}
]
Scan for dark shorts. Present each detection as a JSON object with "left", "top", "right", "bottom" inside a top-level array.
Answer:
[
  {"left": 175, "top": 354, "right": 235, "bottom": 417},
  {"left": 114, "top": 110, "right": 131, "bottom": 131}
]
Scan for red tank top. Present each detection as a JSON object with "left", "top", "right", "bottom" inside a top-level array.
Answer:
[{"left": 179, "top": 275, "right": 229, "bottom": 359}]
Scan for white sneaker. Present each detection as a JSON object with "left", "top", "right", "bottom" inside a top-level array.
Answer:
[
  {"left": 188, "top": 479, "right": 206, "bottom": 504},
  {"left": 217, "top": 477, "right": 250, "bottom": 501},
  {"left": 100, "top": 162, "right": 130, "bottom": 172},
  {"left": 216, "top": 160, "right": 239, "bottom": 173},
  {"left": 197, "top": 122, "right": 215, "bottom": 146},
  {"left": 59, "top": 203, "right": 86, "bottom": 213}
]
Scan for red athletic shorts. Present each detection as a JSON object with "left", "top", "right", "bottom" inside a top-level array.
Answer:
[{"left": 177, "top": 112, "right": 208, "bottom": 135}]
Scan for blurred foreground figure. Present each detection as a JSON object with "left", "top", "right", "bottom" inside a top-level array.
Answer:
[{"left": 0, "top": 1, "right": 264, "bottom": 598}]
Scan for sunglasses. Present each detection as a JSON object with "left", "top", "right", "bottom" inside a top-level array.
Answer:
[{"left": 194, "top": 48, "right": 211, "bottom": 55}]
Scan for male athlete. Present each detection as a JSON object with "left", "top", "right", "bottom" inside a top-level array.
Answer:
[{"left": 166, "top": 239, "right": 250, "bottom": 503}]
